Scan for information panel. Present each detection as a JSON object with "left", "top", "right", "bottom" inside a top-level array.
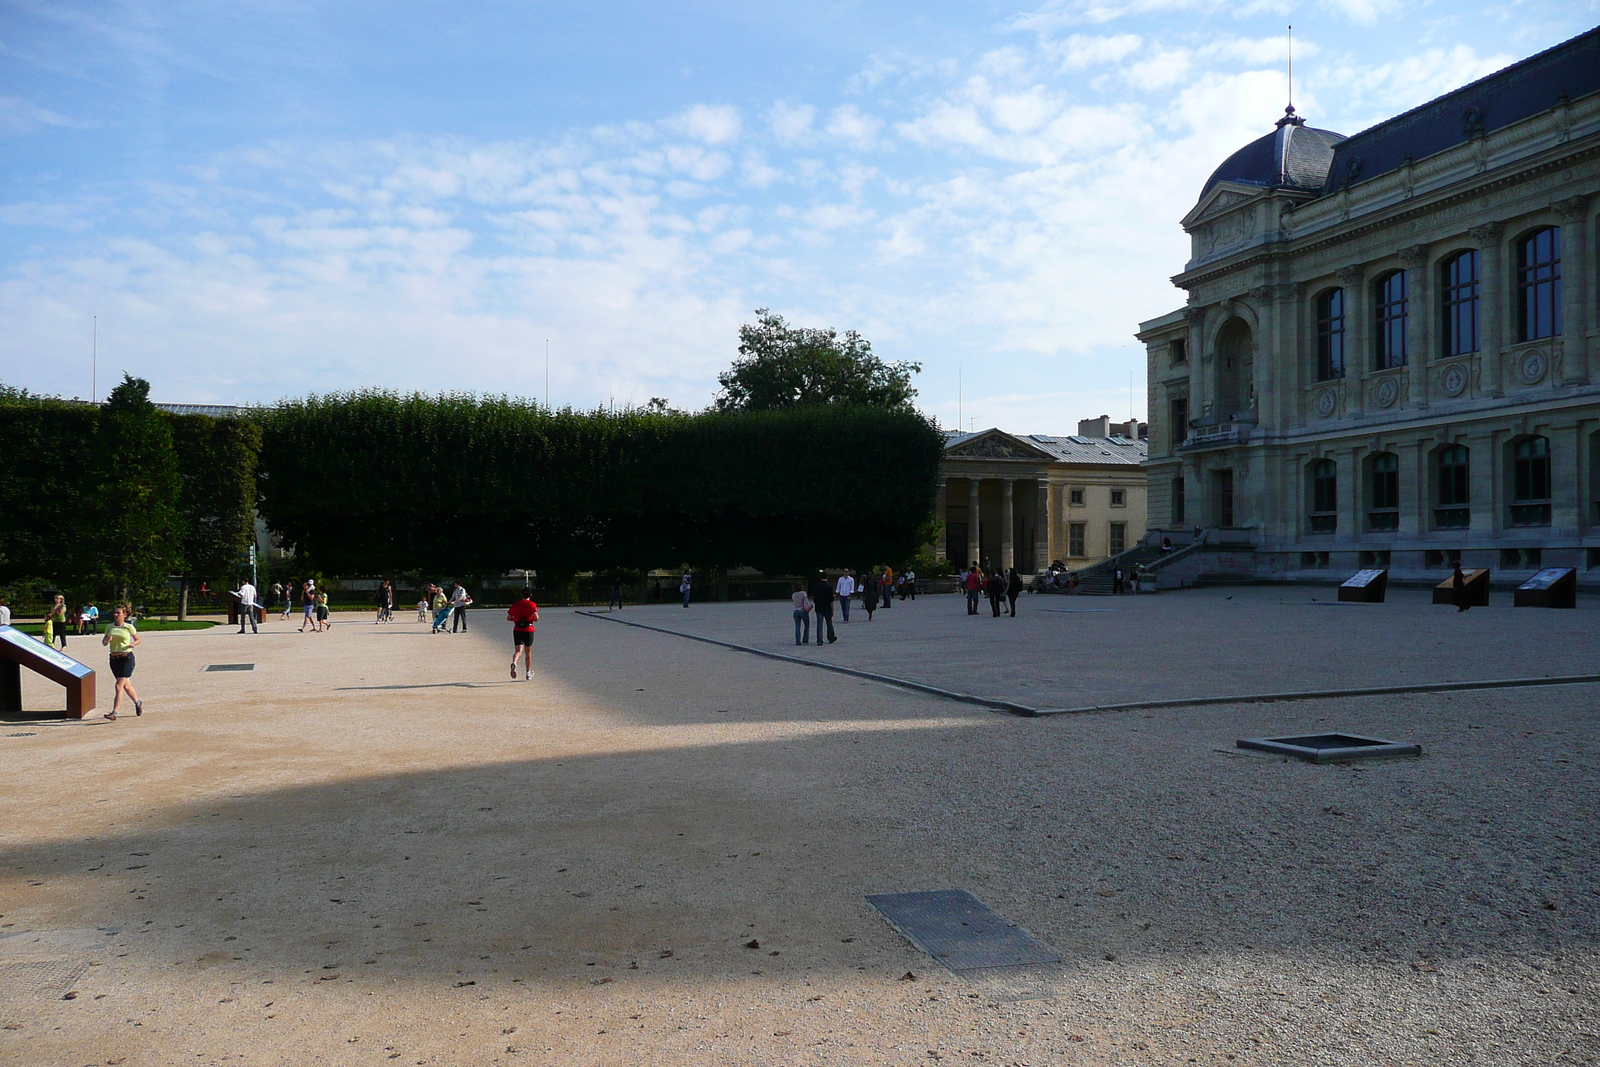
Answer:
[
  {"left": 0, "top": 624, "right": 97, "bottom": 717},
  {"left": 1514, "top": 567, "right": 1577, "bottom": 608},
  {"left": 1338, "top": 569, "right": 1388, "bottom": 603}
]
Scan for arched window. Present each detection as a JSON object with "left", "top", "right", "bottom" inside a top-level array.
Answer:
[
  {"left": 1440, "top": 250, "right": 1479, "bottom": 357},
  {"left": 1368, "top": 452, "right": 1399, "bottom": 531},
  {"left": 1308, "top": 459, "right": 1337, "bottom": 533},
  {"left": 1517, "top": 228, "right": 1562, "bottom": 341},
  {"left": 1374, "top": 270, "right": 1408, "bottom": 369},
  {"left": 1315, "top": 288, "right": 1344, "bottom": 381},
  {"left": 1510, "top": 436, "right": 1551, "bottom": 526},
  {"left": 1434, "top": 445, "right": 1470, "bottom": 529}
]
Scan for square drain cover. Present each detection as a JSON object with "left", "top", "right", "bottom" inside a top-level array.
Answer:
[
  {"left": 204, "top": 663, "right": 255, "bottom": 672},
  {"left": 866, "top": 889, "right": 1060, "bottom": 972},
  {"left": 1237, "top": 733, "right": 1421, "bottom": 763}
]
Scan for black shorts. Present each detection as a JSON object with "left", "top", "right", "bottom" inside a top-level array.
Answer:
[
  {"left": 316, "top": 606, "right": 328, "bottom": 620},
  {"left": 110, "top": 653, "right": 135, "bottom": 679},
  {"left": 512, "top": 630, "right": 534, "bottom": 647}
]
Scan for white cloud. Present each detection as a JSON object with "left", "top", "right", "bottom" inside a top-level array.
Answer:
[
  {"left": 675, "top": 104, "right": 742, "bottom": 145},
  {"left": 826, "top": 104, "right": 882, "bottom": 146},
  {"left": 0, "top": 95, "right": 88, "bottom": 136},
  {"left": 1050, "top": 33, "right": 1144, "bottom": 68},
  {"left": 768, "top": 101, "right": 815, "bottom": 142}
]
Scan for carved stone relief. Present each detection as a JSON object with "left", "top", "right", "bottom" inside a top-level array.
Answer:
[
  {"left": 948, "top": 436, "right": 1043, "bottom": 460},
  {"left": 1373, "top": 376, "right": 1399, "bottom": 408},
  {"left": 1439, "top": 362, "right": 1468, "bottom": 398}
]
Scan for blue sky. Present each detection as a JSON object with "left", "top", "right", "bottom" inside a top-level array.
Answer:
[{"left": 2, "top": 1, "right": 1595, "bottom": 431}]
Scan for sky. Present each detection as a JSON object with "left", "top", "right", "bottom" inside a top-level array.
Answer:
[{"left": 2, "top": 1, "right": 1595, "bottom": 433}]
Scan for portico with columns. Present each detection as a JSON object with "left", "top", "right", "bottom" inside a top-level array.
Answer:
[{"left": 938, "top": 423, "right": 1147, "bottom": 573}]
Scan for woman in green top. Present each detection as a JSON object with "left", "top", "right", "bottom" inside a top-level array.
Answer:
[
  {"left": 46, "top": 595, "right": 68, "bottom": 649},
  {"left": 100, "top": 606, "right": 143, "bottom": 720}
]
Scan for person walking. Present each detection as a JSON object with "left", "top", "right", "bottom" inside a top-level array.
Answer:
[
  {"left": 506, "top": 592, "right": 539, "bottom": 679},
  {"left": 46, "top": 595, "right": 68, "bottom": 648},
  {"left": 1005, "top": 568, "right": 1023, "bottom": 617},
  {"left": 879, "top": 566, "right": 893, "bottom": 609},
  {"left": 679, "top": 572, "right": 692, "bottom": 608},
  {"left": 1451, "top": 562, "right": 1471, "bottom": 612},
  {"left": 316, "top": 589, "right": 331, "bottom": 630},
  {"left": 905, "top": 568, "right": 917, "bottom": 600},
  {"left": 964, "top": 565, "right": 983, "bottom": 615},
  {"left": 1111, "top": 565, "right": 1124, "bottom": 596},
  {"left": 280, "top": 581, "right": 294, "bottom": 621},
  {"left": 609, "top": 576, "right": 625, "bottom": 611},
  {"left": 986, "top": 569, "right": 1005, "bottom": 618},
  {"left": 860, "top": 572, "right": 879, "bottom": 621},
  {"left": 835, "top": 572, "right": 855, "bottom": 622},
  {"left": 809, "top": 573, "right": 837, "bottom": 646},
  {"left": 429, "top": 584, "right": 450, "bottom": 633},
  {"left": 299, "top": 579, "right": 318, "bottom": 632},
  {"left": 791, "top": 583, "right": 812, "bottom": 645},
  {"left": 450, "top": 582, "right": 472, "bottom": 633},
  {"left": 101, "top": 605, "right": 142, "bottom": 720},
  {"left": 234, "top": 577, "right": 260, "bottom": 634}
]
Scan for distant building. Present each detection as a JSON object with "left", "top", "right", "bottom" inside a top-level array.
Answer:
[
  {"left": 937, "top": 416, "right": 1147, "bottom": 572},
  {"left": 1140, "top": 27, "right": 1600, "bottom": 583}
]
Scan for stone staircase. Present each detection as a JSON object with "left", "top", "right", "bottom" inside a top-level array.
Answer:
[{"left": 1070, "top": 543, "right": 1165, "bottom": 595}]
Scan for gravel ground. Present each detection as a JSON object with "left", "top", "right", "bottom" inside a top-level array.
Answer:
[{"left": 0, "top": 591, "right": 1595, "bottom": 1066}]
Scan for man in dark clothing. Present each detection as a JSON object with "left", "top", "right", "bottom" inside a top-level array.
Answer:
[
  {"left": 1112, "top": 565, "right": 1124, "bottom": 595},
  {"left": 1005, "top": 568, "right": 1023, "bottom": 616},
  {"left": 986, "top": 570, "right": 1005, "bottom": 617},
  {"left": 809, "top": 575, "right": 837, "bottom": 644}
]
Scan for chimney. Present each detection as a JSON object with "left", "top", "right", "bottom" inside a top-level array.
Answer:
[
  {"left": 1123, "top": 419, "right": 1139, "bottom": 440},
  {"left": 1077, "top": 414, "right": 1111, "bottom": 438}
]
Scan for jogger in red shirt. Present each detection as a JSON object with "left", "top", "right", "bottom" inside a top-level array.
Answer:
[{"left": 507, "top": 596, "right": 539, "bottom": 680}]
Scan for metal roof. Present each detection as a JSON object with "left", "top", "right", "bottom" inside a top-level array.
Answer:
[
  {"left": 943, "top": 428, "right": 1146, "bottom": 465},
  {"left": 1201, "top": 111, "right": 1347, "bottom": 198}
]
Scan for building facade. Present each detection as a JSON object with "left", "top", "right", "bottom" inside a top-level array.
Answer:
[
  {"left": 1140, "top": 27, "right": 1600, "bottom": 583},
  {"left": 937, "top": 417, "right": 1147, "bottom": 572}
]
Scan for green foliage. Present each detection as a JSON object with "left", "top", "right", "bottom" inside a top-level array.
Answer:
[
  {"left": 256, "top": 392, "right": 944, "bottom": 577},
  {"left": 0, "top": 378, "right": 261, "bottom": 605},
  {"left": 91, "top": 376, "right": 185, "bottom": 600},
  {"left": 716, "top": 309, "right": 921, "bottom": 412}
]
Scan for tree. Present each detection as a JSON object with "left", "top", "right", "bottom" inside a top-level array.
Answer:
[
  {"left": 170, "top": 414, "right": 263, "bottom": 619},
  {"left": 715, "top": 309, "right": 920, "bottom": 412},
  {"left": 92, "top": 375, "right": 183, "bottom": 603}
]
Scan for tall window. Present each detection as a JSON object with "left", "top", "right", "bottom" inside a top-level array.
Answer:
[
  {"left": 1510, "top": 436, "right": 1551, "bottom": 526},
  {"left": 1308, "top": 459, "right": 1337, "bottom": 533},
  {"left": 1169, "top": 339, "right": 1187, "bottom": 365},
  {"left": 1518, "top": 227, "right": 1562, "bottom": 341},
  {"left": 1169, "top": 397, "right": 1188, "bottom": 448},
  {"left": 1368, "top": 452, "right": 1399, "bottom": 531},
  {"left": 1375, "top": 270, "right": 1408, "bottom": 369},
  {"left": 1171, "top": 477, "right": 1186, "bottom": 524},
  {"left": 1109, "top": 522, "right": 1127, "bottom": 555},
  {"left": 1440, "top": 250, "right": 1479, "bottom": 356},
  {"left": 1068, "top": 522, "right": 1086, "bottom": 557},
  {"left": 1315, "top": 288, "right": 1345, "bottom": 381},
  {"left": 1435, "top": 445, "right": 1470, "bottom": 528}
]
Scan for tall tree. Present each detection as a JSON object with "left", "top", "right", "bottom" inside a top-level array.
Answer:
[
  {"left": 715, "top": 309, "right": 921, "bottom": 412},
  {"left": 170, "top": 414, "right": 263, "bottom": 619},
  {"left": 92, "top": 375, "right": 184, "bottom": 603}
]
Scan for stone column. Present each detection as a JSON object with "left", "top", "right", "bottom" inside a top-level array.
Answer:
[
  {"left": 1034, "top": 480, "right": 1049, "bottom": 573},
  {"left": 1552, "top": 421, "right": 1582, "bottom": 535},
  {"left": 1402, "top": 244, "right": 1432, "bottom": 407},
  {"left": 1470, "top": 221, "right": 1505, "bottom": 396},
  {"left": 934, "top": 477, "right": 949, "bottom": 561},
  {"left": 1556, "top": 196, "right": 1593, "bottom": 383},
  {"left": 1289, "top": 282, "right": 1309, "bottom": 427},
  {"left": 967, "top": 478, "right": 981, "bottom": 567},
  {"left": 1338, "top": 263, "right": 1367, "bottom": 415},
  {"left": 1402, "top": 436, "right": 1427, "bottom": 537},
  {"left": 1184, "top": 306, "right": 1209, "bottom": 423},
  {"left": 1001, "top": 479, "right": 1016, "bottom": 571}
]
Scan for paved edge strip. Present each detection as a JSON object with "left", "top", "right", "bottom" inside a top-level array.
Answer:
[
  {"left": 1036, "top": 673, "right": 1600, "bottom": 715},
  {"left": 573, "top": 611, "right": 1040, "bottom": 717}
]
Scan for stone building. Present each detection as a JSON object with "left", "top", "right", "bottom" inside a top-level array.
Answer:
[
  {"left": 937, "top": 416, "right": 1147, "bottom": 572},
  {"left": 1139, "top": 27, "right": 1600, "bottom": 583}
]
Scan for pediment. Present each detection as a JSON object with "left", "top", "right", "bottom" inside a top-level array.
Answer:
[
  {"left": 945, "top": 430, "right": 1054, "bottom": 461},
  {"left": 1181, "top": 181, "right": 1264, "bottom": 230}
]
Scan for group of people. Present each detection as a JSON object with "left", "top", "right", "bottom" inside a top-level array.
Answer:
[
  {"left": 959, "top": 564, "right": 1025, "bottom": 617},
  {"left": 421, "top": 582, "right": 473, "bottom": 633},
  {"left": 788, "top": 568, "right": 914, "bottom": 645},
  {"left": 33, "top": 596, "right": 102, "bottom": 648}
]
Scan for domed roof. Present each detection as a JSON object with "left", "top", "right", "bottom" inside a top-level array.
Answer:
[{"left": 1201, "top": 108, "right": 1347, "bottom": 198}]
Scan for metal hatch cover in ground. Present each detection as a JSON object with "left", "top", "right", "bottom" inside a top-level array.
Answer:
[
  {"left": 865, "top": 889, "right": 1061, "bottom": 973},
  {"left": 1236, "top": 733, "right": 1422, "bottom": 763}
]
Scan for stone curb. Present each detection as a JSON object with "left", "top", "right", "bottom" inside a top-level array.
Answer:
[
  {"left": 574, "top": 611, "right": 1041, "bottom": 717},
  {"left": 1035, "top": 673, "right": 1600, "bottom": 716}
]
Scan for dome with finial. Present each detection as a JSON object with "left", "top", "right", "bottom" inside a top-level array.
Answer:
[{"left": 1199, "top": 107, "right": 1347, "bottom": 198}]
